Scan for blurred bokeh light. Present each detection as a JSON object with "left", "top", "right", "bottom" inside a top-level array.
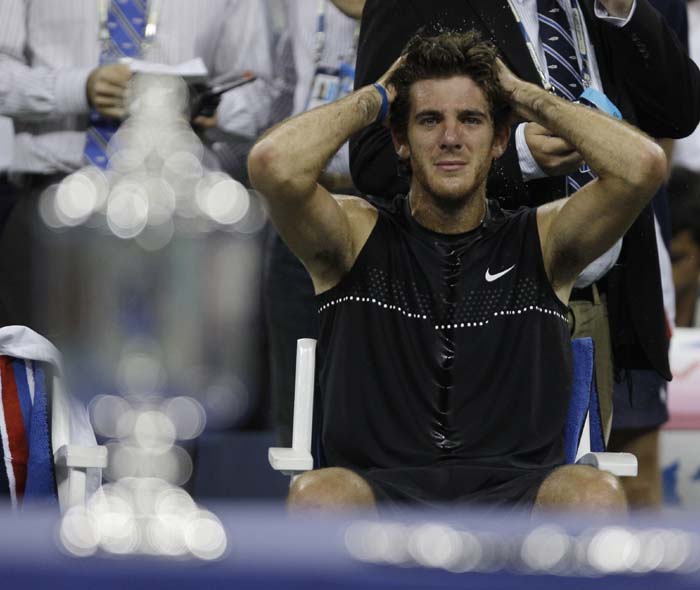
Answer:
[{"left": 45, "top": 73, "right": 266, "bottom": 246}]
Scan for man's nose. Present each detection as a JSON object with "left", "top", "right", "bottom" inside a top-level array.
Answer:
[{"left": 440, "top": 120, "right": 462, "bottom": 149}]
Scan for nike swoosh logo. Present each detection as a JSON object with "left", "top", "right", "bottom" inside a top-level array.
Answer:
[{"left": 485, "top": 264, "right": 516, "bottom": 282}]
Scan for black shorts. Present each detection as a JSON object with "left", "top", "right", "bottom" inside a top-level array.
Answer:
[
  {"left": 612, "top": 369, "right": 669, "bottom": 430},
  {"left": 359, "top": 463, "right": 556, "bottom": 513}
]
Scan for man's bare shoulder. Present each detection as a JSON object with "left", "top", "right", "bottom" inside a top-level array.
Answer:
[
  {"left": 334, "top": 195, "right": 379, "bottom": 256},
  {"left": 335, "top": 194, "right": 378, "bottom": 228},
  {"left": 334, "top": 194, "right": 377, "bottom": 214},
  {"left": 536, "top": 197, "right": 567, "bottom": 238}
]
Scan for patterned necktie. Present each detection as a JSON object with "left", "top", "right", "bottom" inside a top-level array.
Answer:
[
  {"left": 84, "top": 0, "right": 147, "bottom": 169},
  {"left": 537, "top": 0, "right": 595, "bottom": 193}
]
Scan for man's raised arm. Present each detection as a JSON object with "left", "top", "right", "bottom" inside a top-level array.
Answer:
[
  {"left": 497, "top": 62, "right": 667, "bottom": 303},
  {"left": 247, "top": 69, "right": 395, "bottom": 293}
]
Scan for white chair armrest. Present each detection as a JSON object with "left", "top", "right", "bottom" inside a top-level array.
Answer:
[
  {"left": 54, "top": 445, "right": 108, "bottom": 513},
  {"left": 269, "top": 339, "right": 317, "bottom": 477},
  {"left": 54, "top": 444, "right": 108, "bottom": 469},
  {"left": 576, "top": 452, "right": 638, "bottom": 477},
  {"left": 268, "top": 447, "right": 313, "bottom": 475}
]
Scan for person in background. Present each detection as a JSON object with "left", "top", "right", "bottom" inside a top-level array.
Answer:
[
  {"left": 0, "top": 0, "right": 276, "bottom": 336},
  {"left": 673, "top": 0, "right": 700, "bottom": 172},
  {"left": 669, "top": 168, "right": 700, "bottom": 328},
  {"left": 265, "top": 0, "right": 363, "bottom": 446},
  {"left": 604, "top": 0, "right": 690, "bottom": 510}
]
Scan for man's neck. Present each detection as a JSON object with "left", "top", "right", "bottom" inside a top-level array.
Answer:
[{"left": 409, "top": 184, "right": 487, "bottom": 235}]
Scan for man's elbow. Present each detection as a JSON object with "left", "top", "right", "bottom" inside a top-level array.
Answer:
[
  {"left": 247, "top": 139, "right": 298, "bottom": 197},
  {"left": 625, "top": 142, "right": 667, "bottom": 198}
]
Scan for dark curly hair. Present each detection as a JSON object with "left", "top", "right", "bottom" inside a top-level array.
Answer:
[{"left": 387, "top": 30, "right": 511, "bottom": 140}]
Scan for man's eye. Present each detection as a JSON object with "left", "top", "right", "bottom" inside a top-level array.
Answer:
[
  {"left": 421, "top": 117, "right": 437, "bottom": 126},
  {"left": 465, "top": 117, "right": 481, "bottom": 125}
]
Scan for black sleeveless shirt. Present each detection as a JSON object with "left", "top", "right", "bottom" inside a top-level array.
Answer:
[{"left": 317, "top": 195, "right": 572, "bottom": 480}]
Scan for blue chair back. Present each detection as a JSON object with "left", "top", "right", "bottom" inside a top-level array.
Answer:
[{"left": 565, "top": 337, "right": 605, "bottom": 463}]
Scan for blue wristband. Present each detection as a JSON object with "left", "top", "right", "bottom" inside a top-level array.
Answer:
[{"left": 373, "top": 83, "right": 389, "bottom": 124}]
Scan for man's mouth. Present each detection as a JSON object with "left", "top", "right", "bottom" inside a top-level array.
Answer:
[{"left": 435, "top": 160, "right": 466, "bottom": 172}]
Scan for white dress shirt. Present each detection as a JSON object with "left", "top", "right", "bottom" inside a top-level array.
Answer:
[
  {"left": 0, "top": 0, "right": 275, "bottom": 175},
  {"left": 284, "top": 0, "right": 358, "bottom": 179}
]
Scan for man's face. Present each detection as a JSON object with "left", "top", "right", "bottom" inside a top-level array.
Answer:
[
  {"left": 671, "top": 229, "right": 700, "bottom": 296},
  {"left": 393, "top": 76, "right": 508, "bottom": 206}
]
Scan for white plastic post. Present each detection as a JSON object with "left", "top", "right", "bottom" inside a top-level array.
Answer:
[
  {"left": 268, "top": 338, "right": 319, "bottom": 473},
  {"left": 291, "top": 339, "right": 316, "bottom": 454},
  {"left": 574, "top": 410, "right": 592, "bottom": 462},
  {"left": 51, "top": 376, "right": 72, "bottom": 457}
]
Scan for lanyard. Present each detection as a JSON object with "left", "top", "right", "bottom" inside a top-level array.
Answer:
[
  {"left": 98, "top": 0, "right": 162, "bottom": 57},
  {"left": 506, "top": 0, "right": 592, "bottom": 90},
  {"left": 313, "top": 0, "right": 359, "bottom": 68},
  {"left": 313, "top": 0, "right": 327, "bottom": 68}
]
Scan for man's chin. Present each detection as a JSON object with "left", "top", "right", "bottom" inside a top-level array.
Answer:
[
  {"left": 425, "top": 183, "right": 475, "bottom": 207},
  {"left": 412, "top": 166, "right": 482, "bottom": 207}
]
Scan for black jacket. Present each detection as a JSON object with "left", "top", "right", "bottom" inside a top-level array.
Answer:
[{"left": 350, "top": 0, "right": 700, "bottom": 380}]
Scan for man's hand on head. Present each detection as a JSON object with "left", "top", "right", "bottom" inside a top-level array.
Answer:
[
  {"left": 497, "top": 57, "right": 584, "bottom": 176},
  {"left": 525, "top": 122, "right": 584, "bottom": 177},
  {"left": 495, "top": 58, "right": 524, "bottom": 103},
  {"left": 376, "top": 55, "right": 403, "bottom": 101},
  {"left": 86, "top": 63, "right": 132, "bottom": 119},
  {"left": 496, "top": 57, "right": 543, "bottom": 121},
  {"left": 597, "top": 0, "right": 634, "bottom": 18},
  {"left": 496, "top": 57, "right": 583, "bottom": 133},
  {"left": 373, "top": 55, "right": 404, "bottom": 126}
]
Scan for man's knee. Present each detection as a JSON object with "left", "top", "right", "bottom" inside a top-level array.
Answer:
[
  {"left": 287, "top": 467, "right": 376, "bottom": 511},
  {"left": 534, "top": 465, "right": 627, "bottom": 513}
]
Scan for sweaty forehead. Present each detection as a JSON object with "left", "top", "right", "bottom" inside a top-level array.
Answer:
[{"left": 409, "top": 75, "right": 490, "bottom": 115}]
